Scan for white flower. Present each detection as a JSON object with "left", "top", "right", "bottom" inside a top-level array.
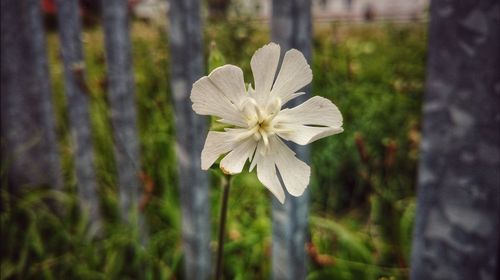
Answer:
[{"left": 190, "top": 43, "right": 343, "bottom": 203}]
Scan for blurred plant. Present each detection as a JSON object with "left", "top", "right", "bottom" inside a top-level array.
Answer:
[
  {"left": 204, "top": 12, "right": 266, "bottom": 80},
  {"left": 207, "top": 0, "right": 231, "bottom": 21},
  {"left": 309, "top": 23, "right": 425, "bottom": 278},
  {"left": 0, "top": 187, "right": 182, "bottom": 280},
  {"left": 208, "top": 41, "right": 226, "bottom": 72}
]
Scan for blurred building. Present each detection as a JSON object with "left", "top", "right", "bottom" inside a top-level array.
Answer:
[
  {"left": 208, "top": 0, "right": 430, "bottom": 22},
  {"left": 133, "top": 0, "right": 169, "bottom": 24},
  {"left": 41, "top": 0, "right": 429, "bottom": 23},
  {"left": 313, "top": 0, "right": 429, "bottom": 21},
  {"left": 236, "top": 0, "right": 429, "bottom": 21}
]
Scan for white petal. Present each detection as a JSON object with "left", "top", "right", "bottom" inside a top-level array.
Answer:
[
  {"left": 277, "top": 124, "right": 344, "bottom": 145},
  {"left": 274, "top": 96, "right": 343, "bottom": 145},
  {"left": 270, "top": 137, "right": 310, "bottom": 197},
  {"left": 248, "top": 139, "right": 263, "bottom": 172},
  {"left": 191, "top": 76, "right": 246, "bottom": 127},
  {"left": 201, "top": 131, "right": 238, "bottom": 170},
  {"left": 277, "top": 96, "right": 343, "bottom": 127},
  {"left": 254, "top": 144, "right": 286, "bottom": 204},
  {"left": 250, "top": 137, "right": 310, "bottom": 203},
  {"left": 208, "top": 64, "right": 247, "bottom": 108},
  {"left": 271, "top": 49, "right": 312, "bottom": 102},
  {"left": 250, "top": 43, "right": 281, "bottom": 105},
  {"left": 220, "top": 137, "right": 257, "bottom": 175}
]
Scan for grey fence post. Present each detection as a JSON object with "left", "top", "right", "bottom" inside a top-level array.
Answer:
[
  {"left": 55, "top": 0, "right": 101, "bottom": 232},
  {"left": 1, "top": 0, "right": 62, "bottom": 191},
  {"left": 169, "top": 0, "right": 211, "bottom": 278},
  {"left": 101, "top": 0, "right": 142, "bottom": 225},
  {"left": 271, "top": 0, "right": 312, "bottom": 279},
  {"left": 410, "top": 1, "right": 500, "bottom": 279}
]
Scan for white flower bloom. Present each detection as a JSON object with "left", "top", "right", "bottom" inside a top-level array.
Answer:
[{"left": 190, "top": 43, "right": 343, "bottom": 203}]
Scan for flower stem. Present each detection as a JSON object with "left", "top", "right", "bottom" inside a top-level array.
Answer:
[{"left": 215, "top": 174, "right": 232, "bottom": 280}]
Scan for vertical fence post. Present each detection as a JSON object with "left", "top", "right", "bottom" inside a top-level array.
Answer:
[
  {"left": 101, "top": 0, "right": 142, "bottom": 226},
  {"left": 271, "top": 0, "right": 312, "bottom": 279},
  {"left": 55, "top": 0, "right": 101, "bottom": 232},
  {"left": 410, "top": 1, "right": 500, "bottom": 279},
  {"left": 169, "top": 0, "right": 211, "bottom": 278},
  {"left": 1, "top": 0, "right": 62, "bottom": 192}
]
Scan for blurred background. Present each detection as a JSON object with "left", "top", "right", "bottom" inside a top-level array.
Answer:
[{"left": 1, "top": 0, "right": 498, "bottom": 279}]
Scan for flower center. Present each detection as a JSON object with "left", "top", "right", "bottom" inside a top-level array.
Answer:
[
  {"left": 254, "top": 117, "right": 274, "bottom": 146},
  {"left": 239, "top": 97, "right": 282, "bottom": 147}
]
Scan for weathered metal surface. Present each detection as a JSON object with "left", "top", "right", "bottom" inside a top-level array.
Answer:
[
  {"left": 411, "top": 1, "right": 500, "bottom": 279},
  {"left": 169, "top": 0, "right": 211, "bottom": 278},
  {"left": 101, "top": 0, "right": 142, "bottom": 223},
  {"left": 56, "top": 0, "right": 101, "bottom": 231},
  {"left": 1, "top": 0, "right": 62, "bottom": 192}
]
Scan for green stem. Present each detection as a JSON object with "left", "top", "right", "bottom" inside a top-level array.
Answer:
[{"left": 215, "top": 174, "right": 232, "bottom": 280}]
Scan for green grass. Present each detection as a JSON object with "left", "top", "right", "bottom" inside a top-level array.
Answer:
[{"left": 1, "top": 20, "right": 426, "bottom": 279}]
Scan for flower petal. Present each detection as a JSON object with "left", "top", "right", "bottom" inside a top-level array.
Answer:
[
  {"left": 254, "top": 142, "right": 286, "bottom": 203},
  {"left": 191, "top": 75, "right": 246, "bottom": 127},
  {"left": 277, "top": 125, "right": 343, "bottom": 145},
  {"left": 274, "top": 96, "right": 343, "bottom": 144},
  {"left": 271, "top": 49, "right": 312, "bottom": 102},
  {"left": 270, "top": 137, "right": 310, "bottom": 197},
  {"left": 250, "top": 43, "right": 281, "bottom": 105},
  {"left": 220, "top": 137, "right": 257, "bottom": 175},
  {"left": 277, "top": 96, "right": 343, "bottom": 127},
  {"left": 201, "top": 131, "right": 238, "bottom": 170},
  {"left": 251, "top": 137, "right": 310, "bottom": 203},
  {"left": 208, "top": 64, "right": 247, "bottom": 107}
]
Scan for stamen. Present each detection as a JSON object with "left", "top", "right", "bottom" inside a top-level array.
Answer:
[
  {"left": 253, "top": 131, "right": 261, "bottom": 141},
  {"left": 266, "top": 98, "right": 282, "bottom": 116},
  {"left": 235, "top": 96, "right": 282, "bottom": 149},
  {"left": 273, "top": 125, "right": 294, "bottom": 134},
  {"left": 255, "top": 107, "right": 265, "bottom": 123},
  {"left": 259, "top": 144, "right": 268, "bottom": 156},
  {"left": 261, "top": 129, "right": 269, "bottom": 147},
  {"left": 240, "top": 98, "right": 257, "bottom": 120},
  {"left": 234, "top": 126, "right": 259, "bottom": 141}
]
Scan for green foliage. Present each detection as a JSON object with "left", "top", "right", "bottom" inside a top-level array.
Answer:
[
  {"left": 0, "top": 188, "right": 181, "bottom": 280},
  {"left": 310, "top": 23, "right": 426, "bottom": 278},
  {"left": 204, "top": 16, "right": 268, "bottom": 81},
  {"left": 211, "top": 172, "right": 272, "bottom": 278},
  {"left": 311, "top": 23, "right": 425, "bottom": 211},
  {"left": 208, "top": 41, "right": 227, "bottom": 72},
  {"left": 1, "top": 21, "right": 426, "bottom": 279}
]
